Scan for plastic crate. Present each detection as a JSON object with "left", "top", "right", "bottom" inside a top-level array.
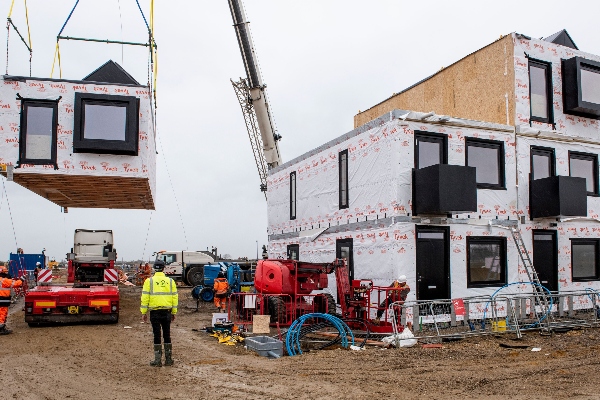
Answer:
[{"left": 245, "top": 336, "right": 283, "bottom": 358}]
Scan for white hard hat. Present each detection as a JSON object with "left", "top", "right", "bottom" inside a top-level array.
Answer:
[
  {"left": 36, "top": 262, "right": 41, "bottom": 266},
  {"left": 397, "top": 275, "right": 407, "bottom": 283}
]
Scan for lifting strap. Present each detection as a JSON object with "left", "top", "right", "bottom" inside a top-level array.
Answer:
[{"left": 6, "top": 0, "right": 32, "bottom": 76}]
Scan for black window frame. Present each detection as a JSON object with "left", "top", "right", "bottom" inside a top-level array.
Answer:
[
  {"left": 465, "top": 137, "right": 506, "bottom": 190},
  {"left": 530, "top": 146, "right": 556, "bottom": 181},
  {"left": 562, "top": 56, "right": 600, "bottom": 119},
  {"left": 17, "top": 98, "right": 59, "bottom": 168},
  {"left": 290, "top": 171, "right": 297, "bottom": 220},
  {"left": 73, "top": 92, "right": 139, "bottom": 156},
  {"left": 570, "top": 238, "right": 600, "bottom": 281},
  {"left": 466, "top": 236, "right": 507, "bottom": 288},
  {"left": 339, "top": 149, "right": 349, "bottom": 209},
  {"left": 528, "top": 59, "right": 554, "bottom": 124},
  {"left": 569, "top": 151, "right": 598, "bottom": 196},
  {"left": 414, "top": 131, "right": 448, "bottom": 169},
  {"left": 287, "top": 244, "right": 299, "bottom": 261}
]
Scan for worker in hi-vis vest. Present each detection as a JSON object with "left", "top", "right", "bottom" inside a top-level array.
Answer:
[
  {"left": 0, "top": 265, "right": 24, "bottom": 335},
  {"left": 140, "top": 260, "right": 178, "bottom": 367},
  {"left": 213, "top": 271, "right": 229, "bottom": 313}
]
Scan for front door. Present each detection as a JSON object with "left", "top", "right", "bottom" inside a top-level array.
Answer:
[
  {"left": 416, "top": 226, "right": 450, "bottom": 300},
  {"left": 532, "top": 230, "right": 558, "bottom": 292},
  {"left": 336, "top": 239, "right": 354, "bottom": 282}
]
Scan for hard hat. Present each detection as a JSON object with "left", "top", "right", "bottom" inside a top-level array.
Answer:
[
  {"left": 217, "top": 271, "right": 225, "bottom": 279},
  {"left": 0, "top": 265, "right": 7, "bottom": 274},
  {"left": 153, "top": 260, "right": 165, "bottom": 271},
  {"left": 397, "top": 275, "right": 407, "bottom": 283},
  {"left": 36, "top": 262, "right": 41, "bottom": 266}
]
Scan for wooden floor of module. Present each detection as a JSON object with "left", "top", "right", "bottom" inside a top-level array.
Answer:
[{"left": 0, "top": 172, "right": 155, "bottom": 210}]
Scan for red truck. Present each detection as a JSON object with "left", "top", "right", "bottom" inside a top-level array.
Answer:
[{"left": 25, "top": 229, "right": 119, "bottom": 326}]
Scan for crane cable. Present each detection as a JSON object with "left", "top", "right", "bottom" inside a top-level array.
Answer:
[
  {"left": 1, "top": 179, "right": 18, "bottom": 251},
  {"left": 6, "top": 0, "right": 33, "bottom": 76}
]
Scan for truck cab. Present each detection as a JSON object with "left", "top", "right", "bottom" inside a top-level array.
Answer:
[{"left": 154, "top": 250, "right": 214, "bottom": 286}]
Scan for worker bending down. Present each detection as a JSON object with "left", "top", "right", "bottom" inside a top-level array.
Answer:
[
  {"left": 375, "top": 275, "right": 410, "bottom": 324},
  {"left": 140, "top": 260, "right": 178, "bottom": 367},
  {"left": 0, "top": 265, "right": 24, "bottom": 335},
  {"left": 213, "top": 271, "right": 229, "bottom": 313}
]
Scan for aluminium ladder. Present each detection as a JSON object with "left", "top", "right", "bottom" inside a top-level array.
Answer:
[{"left": 510, "top": 227, "right": 552, "bottom": 330}]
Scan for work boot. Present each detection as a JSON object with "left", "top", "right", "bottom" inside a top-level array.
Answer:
[
  {"left": 164, "top": 343, "right": 174, "bottom": 366},
  {"left": 150, "top": 344, "right": 162, "bottom": 367}
]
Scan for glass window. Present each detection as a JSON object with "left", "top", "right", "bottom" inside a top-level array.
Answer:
[
  {"left": 18, "top": 100, "right": 58, "bottom": 166},
  {"left": 415, "top": 132, "right": 447, "bottom": 169},
  {"left": 73, "top": 93, "right": 139, "bottom": 156},
  {"left": 569, "top": 152, "right": 598, "bottom": 195},
  {"left": 571, "top": 239, "right": 599, "bottom": 281},
  {"left": 287, "top": 244, "right": 299, "bottom": 261},
  {"left": 467, "top": 237, "right": 507, "bottom": 287},
  {"left": 466, "top": 138, "right": 505, "bottom": 189},
  {"left": 530, "top": 147, "right": 555, "bottom": 180},
  {"left": 339, "top": 150, "right": 348, "bottom": 209},
  {"left": 580, "top": 66, "right": 600, "bottom": 105},
  {"left": 290, "top": 171, "right": 297, "bottom": 220},
  {"left": 529, "top": 61, "right": 551, "bottom": 121},
  {"left": 83, "top": 104, "right": 127, "bottom": 141}
]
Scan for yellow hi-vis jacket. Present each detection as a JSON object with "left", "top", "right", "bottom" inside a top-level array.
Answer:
[{"left": 140, "top": 272, "right": 178, "bottom": 315}]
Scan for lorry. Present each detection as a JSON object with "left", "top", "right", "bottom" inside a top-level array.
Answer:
[
  {"left": 153, "top": 250, "right": 215, "bottom": 286},
  {"left": 24, "top": 229, "right": 120, "bottom": 326},
  {"left": 154, "top": 248, "right": 257, "bottom": 286}
]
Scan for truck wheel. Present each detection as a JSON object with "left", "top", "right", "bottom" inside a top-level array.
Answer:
[
  {"left": 186, "top": 266, "right": 204, "bottom": 287},
  {"left": 200, "top": 287, "right": 214, "bottom": 302},
  {"left": 268, "top": 296, "right": 286, "bottom": 323}
]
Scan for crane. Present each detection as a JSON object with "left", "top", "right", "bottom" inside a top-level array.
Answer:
[{"left": 228, "top": 0, "right": 282, "bottom": 198}]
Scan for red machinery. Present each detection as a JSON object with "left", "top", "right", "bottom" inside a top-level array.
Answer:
[
  {"left": 253, "top": 258, "right": 405, "bottom": 334},
  {"left": 24, "top": 230, "right": 119, "bottom": 326}
]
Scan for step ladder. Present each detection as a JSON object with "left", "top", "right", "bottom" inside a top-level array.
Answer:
[{"left": 510, "top": 227, "right": 552, "bottom": 330}]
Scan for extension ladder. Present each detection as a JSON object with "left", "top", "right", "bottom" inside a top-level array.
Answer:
[{"left": 510, "top": 227, "right": 552, "bottom": 330}]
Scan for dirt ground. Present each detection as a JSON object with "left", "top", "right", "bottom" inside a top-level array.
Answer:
[{"left": 2, "top": 285, "right": 600, "bottom": 400}]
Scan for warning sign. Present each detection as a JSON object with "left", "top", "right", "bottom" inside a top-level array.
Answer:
[{"left": 452, "top": 298, "right": 465, "bottom": 316}]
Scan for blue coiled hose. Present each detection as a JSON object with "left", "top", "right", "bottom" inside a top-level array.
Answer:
[
  {"left": 285, "top": 313, "right": 355, "bottom": 356},
  {"left": 482, "top": 281, "right": 553, "bottom": 330}
]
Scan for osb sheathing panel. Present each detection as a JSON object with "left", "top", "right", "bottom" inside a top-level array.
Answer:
[
  {"left": 354, "top": 35, "right": 515, "bottom": 128},
  {"left": 1, "top": 172, "right": 154, "bottom": 209}
]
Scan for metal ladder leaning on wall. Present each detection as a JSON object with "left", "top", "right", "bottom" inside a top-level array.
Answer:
[{"left": 510, "top": 227, "right": 552, "bottom": 331}]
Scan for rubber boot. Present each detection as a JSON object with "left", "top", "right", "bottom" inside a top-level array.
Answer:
[
  {"left": 164, "top": 343, "right": 174, "bottom": 366},
  {"left": 0, "top": 324, "right": 11, "bottom": 335},
  {"left": 150, "top": 344, "right": 162, "bottom": 367}
]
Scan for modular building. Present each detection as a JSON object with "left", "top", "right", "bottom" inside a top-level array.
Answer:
[
  {"left": 0, "top": 60, "right": 156, "bottom": 210},
  {"left": 267, "top": 30, "right": 600, "bottom": 303}
]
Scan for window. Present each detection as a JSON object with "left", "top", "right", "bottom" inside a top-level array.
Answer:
[
  {"left": 18, "top": 99, "right": 58, "bottom": 166},
  {"left": 159, "top": 254, "right": 177, "bottom": 265},
  {"left": 339, "top": 150, "right": 348, "bottom": 209},
  {"left": 530, "top": 146, "right": 555, "bottom": 180},
  {"left": 414, "top": 131, "right": 447, "bottom": 169},
  {"left": 563, "top": 56, "right": 600, "bottom": 118},
  {"left": 465, "top": 138, "right": 505, "bottom": 189},
  {"left": 73, "top": 93, "right": 139, "bottom": 155},
  {"left": 290, "top": 171, "right": 297, "bottom": 220},
  {"left": 528, "top": 60, "right": 553, "bottom": 123},
  {"left": 571, "top": 239, "right": 600, "bottom": 281},
  {"left": 287, "top": 244, "right": 299, "bottom": 261},
  {"left": 569, "top": 152, "right": 598, "bottom": 195},
  {"left": 467, "top": 237, "right": 507, "bottom": 287}
]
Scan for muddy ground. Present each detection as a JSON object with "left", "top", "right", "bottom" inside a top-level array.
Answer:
[{"left": 2, "top": 284, "right": 600, "bottom": 400}]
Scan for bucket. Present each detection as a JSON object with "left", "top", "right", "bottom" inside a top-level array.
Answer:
[{"left": 491, "top": 319, "right": 507, "bottom": 332}]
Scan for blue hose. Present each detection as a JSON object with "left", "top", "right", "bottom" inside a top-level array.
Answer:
[
  {"left": 285, "top": 313, "right": 355, "bottom": 356},
  {"left": 482, "top": 282, "right": 553, "bottom": 330}
]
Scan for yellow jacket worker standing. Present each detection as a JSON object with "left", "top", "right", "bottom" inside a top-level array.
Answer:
[{"left": 140, "top": 260, "right": 178, "bottom": 367}]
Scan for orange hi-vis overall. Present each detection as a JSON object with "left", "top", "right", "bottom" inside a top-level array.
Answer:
[
  {"left": 0, "top": 277, "right": 22, "bottom": 324},
  {"left": 213, "top": 277, "right": 229, "bottom": 309}
]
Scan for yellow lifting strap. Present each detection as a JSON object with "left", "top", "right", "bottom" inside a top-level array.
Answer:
[{"left": 50, "top": 41, "right": 62, "bottom": 79}]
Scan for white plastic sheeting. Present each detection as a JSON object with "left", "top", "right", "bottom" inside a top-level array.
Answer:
[{"left": 0, "top": 76, "right": 156, "bottom": 195}]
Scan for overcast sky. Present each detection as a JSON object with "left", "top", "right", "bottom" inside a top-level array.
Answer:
[{"left": 1, "top": 0, "right": 599, "bottom": 263}]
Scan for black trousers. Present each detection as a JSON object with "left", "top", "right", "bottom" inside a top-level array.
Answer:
[{"left": 150, "top": 309, "right": 171, "bottom": 345}]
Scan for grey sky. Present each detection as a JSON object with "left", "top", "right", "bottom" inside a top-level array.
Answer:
[{"left": 1, "top": 0, "right": 599, "bottom": 262}]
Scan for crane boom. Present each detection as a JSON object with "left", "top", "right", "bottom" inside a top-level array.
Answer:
[{"left": 228, "top": 0, "right": 282, "bottom": 196}]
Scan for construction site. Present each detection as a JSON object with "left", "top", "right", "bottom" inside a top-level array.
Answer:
[{"left": 2, "top": 1, "right": 600, "bottom": 399}]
